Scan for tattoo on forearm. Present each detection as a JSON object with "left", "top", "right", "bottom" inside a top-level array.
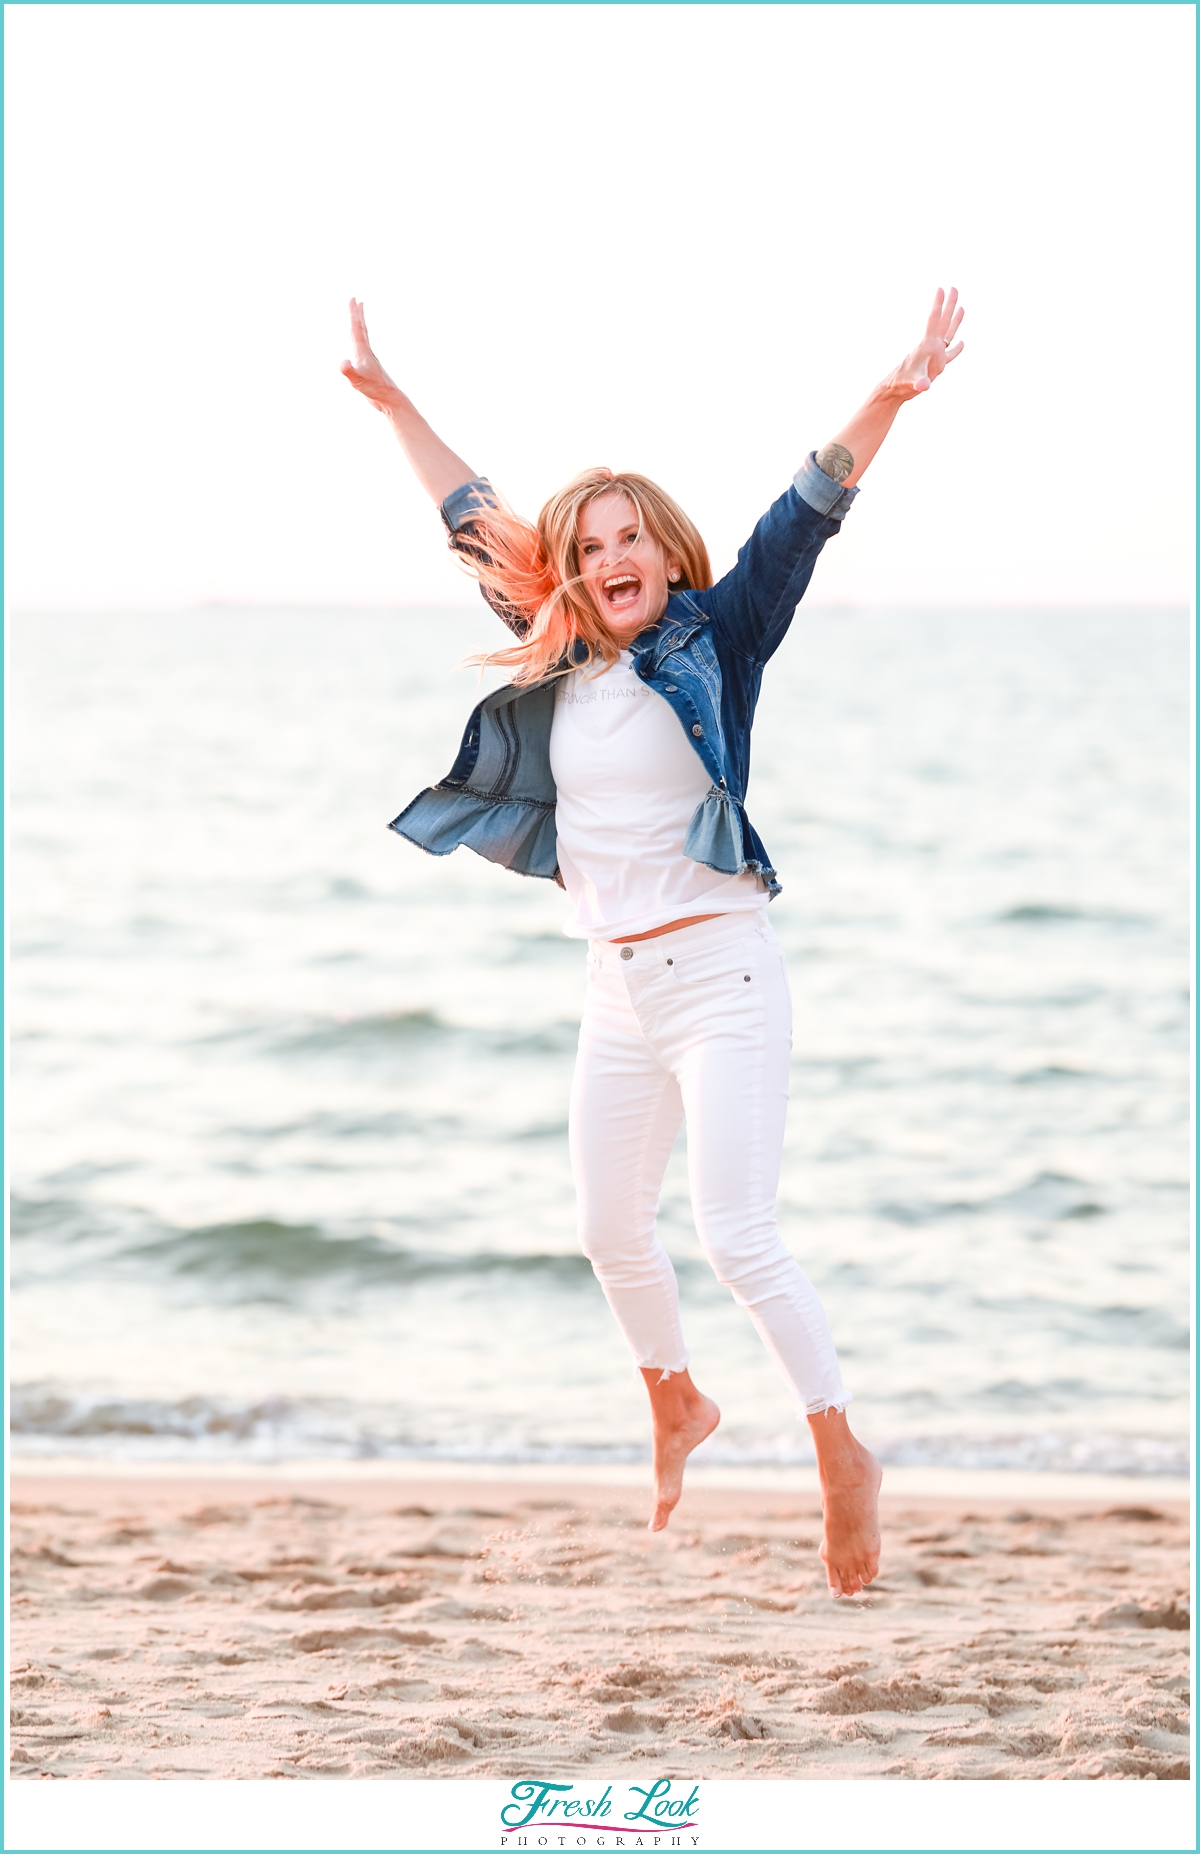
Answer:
[{"left": 816, "top": 442, "right": 854, "bottom": 484}]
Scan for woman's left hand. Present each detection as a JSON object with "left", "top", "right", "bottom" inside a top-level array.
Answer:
[
  {"left": 818, "top": 288, "right": 967, "bottom": 486},
  {"left": 883, "top": 287, "right": 965, "bottom": 399}
]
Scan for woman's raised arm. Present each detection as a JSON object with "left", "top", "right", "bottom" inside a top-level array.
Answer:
[
  {"left": 815, "top": 287, "right": 965, "bottom": 490},
  {"left": 341, "top": 298, "right": 476, "bottom": 507}
]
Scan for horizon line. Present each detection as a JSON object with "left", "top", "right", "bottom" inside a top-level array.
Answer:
[{"left": 9, "top": 598, "right": 1193, "bottom": 619}]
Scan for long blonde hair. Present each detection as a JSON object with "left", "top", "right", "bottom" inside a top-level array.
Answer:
[{"left": 452, "top": 468, "right": 713, "bottom": 685}]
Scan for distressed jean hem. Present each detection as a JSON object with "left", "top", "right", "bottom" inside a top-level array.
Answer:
[{"left": 633, "top": 1359, "right": 690, "bottom": 1382}]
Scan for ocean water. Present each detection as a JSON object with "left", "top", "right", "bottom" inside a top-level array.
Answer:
[{"left": 9, "top": 603, "right": 1191, "bottom": 1476}]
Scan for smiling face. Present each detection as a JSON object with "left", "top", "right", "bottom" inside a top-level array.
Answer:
[{"left": 575, "top": 491, "right": 680, "bottom": 640}]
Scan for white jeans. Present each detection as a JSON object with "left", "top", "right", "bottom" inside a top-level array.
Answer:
[{"left": 570, "top": 911, "right": 849, "bottom": 1416}]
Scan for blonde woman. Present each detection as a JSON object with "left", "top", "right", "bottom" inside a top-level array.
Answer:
[{"left": 342, "top": 291, "right": 964, "bottom": 1596}]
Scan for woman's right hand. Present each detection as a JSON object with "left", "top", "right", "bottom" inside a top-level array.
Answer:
[
  {"left": 341, "top": 298, "right": 406, "bottom": 416},
  {"left": 340, "top": 297, "right": 478, "bottom": 508}
]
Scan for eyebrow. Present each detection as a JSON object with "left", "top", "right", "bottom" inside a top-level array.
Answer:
[{"left": 578, "top": 524, "right": 641, "bottom": 545}]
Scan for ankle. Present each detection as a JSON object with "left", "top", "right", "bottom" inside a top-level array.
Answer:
[
  {"left": 641, "top": 1367, "right": 704, "bottom": 1408},
  {"left": 808, "top": 1411, "right": 874, "bottom": 1479},
  {"left": 655, "top": 1391, "right": 708, "bottom": 1429},
  {"left": 817, "top": 1445, "right": 872, "bottom": 1484}
]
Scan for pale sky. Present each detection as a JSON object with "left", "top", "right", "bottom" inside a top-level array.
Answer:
[{"left": 5, "top": 3, "right": 1195, "bottom": 609}]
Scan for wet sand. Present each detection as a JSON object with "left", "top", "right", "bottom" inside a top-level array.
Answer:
[{"left": 9, "top": 1473, "right": 1190, "bottom": 1781}]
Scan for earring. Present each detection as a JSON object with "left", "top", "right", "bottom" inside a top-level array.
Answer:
[{"left": 669, "top": 570, "right": 680, "bottom": 582}]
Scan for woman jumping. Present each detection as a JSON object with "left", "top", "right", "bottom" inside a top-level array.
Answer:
[{"left": 342, "top": 290, "right": 964, "bottom": 1597}]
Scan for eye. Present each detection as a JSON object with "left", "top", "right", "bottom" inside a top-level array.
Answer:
[{"left": 581, "top": 542, "right": 600, "bottom": 555}]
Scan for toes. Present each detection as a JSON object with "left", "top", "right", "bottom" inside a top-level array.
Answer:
[{"left": 648, "top": 1498, "right": 676, "bottom": 1532}]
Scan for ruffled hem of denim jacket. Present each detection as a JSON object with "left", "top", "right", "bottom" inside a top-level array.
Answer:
[
  {"left": 390, "top": 787, "right": 560, "bottom": 881},
  {"left": 684, "top": 787, "right": 781, "bottom": 897}
]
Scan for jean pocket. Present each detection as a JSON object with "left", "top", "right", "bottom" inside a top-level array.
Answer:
[{"left": 669, "top": 936, "right": 754, "bottom": 987}]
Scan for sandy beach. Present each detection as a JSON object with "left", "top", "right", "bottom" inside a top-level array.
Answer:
[{"left": 9, "top": 1470, "right": 1190, "bottom": 1782}]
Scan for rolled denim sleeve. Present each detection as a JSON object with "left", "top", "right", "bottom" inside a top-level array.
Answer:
[
  {"left": 793, "top": 451, "right": 859, "bottom": 521},
  {"left": 440, "top": 477, "right": 500, "bottom": 534},
  {"left": 438, "top": 477, "right": 530, "bottom": 639}
]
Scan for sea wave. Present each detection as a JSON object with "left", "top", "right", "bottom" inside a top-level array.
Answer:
[
  {"left": 189, "top": 1008, "right": 581, "bottom": 1066},
  {"left": 10, "top": 1197, "right": 595, "bottom": 1293},
  {"left": 274, "top": 1011, "right": 580, "bottom": 1062},
  {"left": 996, "top": 903, "right": 1154, "bottom": 928},
  {"left": 877, "top": 1169, "right": 1109, "bottom": 1225},
  {"left": 8, "top": 1387, "right": 1189, "bottom": 1479}
]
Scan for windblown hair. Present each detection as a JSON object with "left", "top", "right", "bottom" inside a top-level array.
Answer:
[{"left": 453, "top": 468, "right": 713, "bottom": 686}]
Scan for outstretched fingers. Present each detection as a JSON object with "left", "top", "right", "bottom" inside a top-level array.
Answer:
[
  {"left": 348, "top": 296, "right": 372, "bottom": 360},
  {"left": 925, "top": 285, "right": 963, "bottom": 343},
  {"left": 342, "top": 298, "right": 397, "bottom": 410},
  {"left": 914, "top": 287, "right": 965, "bottom": 383}
]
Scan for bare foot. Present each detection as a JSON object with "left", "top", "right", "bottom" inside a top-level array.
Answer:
[
  {"left": 640, "top": 1367, "right": 720, "bottom": 1532},
  {"left": 808, "top": 1409, "right": 882, "bottom": 1596}
]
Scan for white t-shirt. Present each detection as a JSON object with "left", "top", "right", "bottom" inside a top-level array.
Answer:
[{"left": 548, "top": 651, "right": 766, "bottom": 940}]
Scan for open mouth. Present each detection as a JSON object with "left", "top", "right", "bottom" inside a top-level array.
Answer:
[{"left": 602, "top": 573, "right": 642, "bottom": 611}]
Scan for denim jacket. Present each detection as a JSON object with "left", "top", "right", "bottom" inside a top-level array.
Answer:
[{"left": 389, "top": 452, "right": 858, "bottom": 897}]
